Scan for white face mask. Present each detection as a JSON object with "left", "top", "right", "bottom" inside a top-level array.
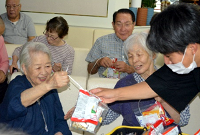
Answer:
[{"left": 167, "top": 48, "right": 197, "bottom": 74}]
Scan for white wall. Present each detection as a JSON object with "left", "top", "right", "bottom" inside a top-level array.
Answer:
[{"left": 0, "top": 0, "right": 129, "bottom": 28}]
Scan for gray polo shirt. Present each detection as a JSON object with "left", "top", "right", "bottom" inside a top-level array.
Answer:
[{"left": 1, "top": 12, "right": 36, "bottom": 44}]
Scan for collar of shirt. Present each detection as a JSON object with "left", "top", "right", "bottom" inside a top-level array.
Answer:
[
  {"left": 133, "top": 65, "right": 158, "bottom": 83},
  {"left": 114, "top": 33, "right": 124, "bottom": 43},
  {"left": 6, "top": 12, "right": 23, "bottom": 24}
]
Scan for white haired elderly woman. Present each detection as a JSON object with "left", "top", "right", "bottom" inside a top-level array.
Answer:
[
  {"left": 0, "top": 42, "right": 72, "bottom": 135},
  {"left": 102, "top": 32, "right": 190, "bottom": 131}
]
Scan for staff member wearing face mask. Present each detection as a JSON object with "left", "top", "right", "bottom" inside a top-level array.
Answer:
[
  {"left": 90, "top": 3, "right": 200, "bottom": 113},
  {"left": 166, "top": 47, "right": 197, "bottom": 74}
]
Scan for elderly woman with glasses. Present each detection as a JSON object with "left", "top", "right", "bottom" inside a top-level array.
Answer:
[
  {"left": 0, "top": 42, "right": 72, "bottom": 135},
  {"left": 10, "top": 16, "right": 74, "bottom": 74},
  {"left": 102, "top": 32, "right": 190, "bottom": 132}
]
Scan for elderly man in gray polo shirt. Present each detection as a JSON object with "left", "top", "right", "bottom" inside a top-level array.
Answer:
[{"left": 1, "top": 0, "right": 36, "bottom": 44}]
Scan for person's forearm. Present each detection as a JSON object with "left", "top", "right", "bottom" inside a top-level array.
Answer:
[
  {"left": 87, "top": 59, "right": 101, "bottom": 74},
  {"left": 28, "top": 36, "right": 35, "bottom": 41},
  {"left": 12, "top": 46, "right": 23, "bottom": 60},
  {"left": 12, "top": 55, "right": 19, "bottom": 65},
  {"left": 4, "top": 41, "right": 11, "bottom": 44},
  {"left": 116, "top": 81, "right": 157, "bottom": 100},
  {"left": 160, "top": 101, "right": 180, "bottom": 123},
  {"left": 21, "top": 82, "right": 50, "bottom": 107}
]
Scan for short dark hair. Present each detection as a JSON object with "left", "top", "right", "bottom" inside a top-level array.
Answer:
[
  {"left": 46, "top": 16, "right": 69, "bottom": 38},
  {"left": 113, "top": 8, "right": 135, "bottom": 24},
  {"left": 149, "top": 13, "right": 159, "bottom": 26},
  {"left": 147, "top": 3, "right": 200, "bottom": 54}
]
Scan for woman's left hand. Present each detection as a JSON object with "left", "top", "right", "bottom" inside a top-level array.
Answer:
[{"left": 46, "top": 71, "right": 70, "bottom": 90}]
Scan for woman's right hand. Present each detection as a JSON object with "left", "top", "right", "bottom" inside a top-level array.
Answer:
[
  {"left": 46, "top": 71, "right": 70, "bottom": 90},
  {"left": 90, "top": 88, "right": 118, "bottom": 103}
]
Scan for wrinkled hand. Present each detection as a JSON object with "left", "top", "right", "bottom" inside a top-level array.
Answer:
[
  {"left": 113, "top": 61, "right": 128, "bottom": 72},
  {"left": 0, "top": 70, "right": 6, "bottom": 83},
  {"left": 64, "top": 106, "right": 75, "bottom": 120},
  {"left": 9, "top": 63, "right": 19, "bottom": 74},
  {"left": 46, "top": 71, "right": 69, "bottom": 90},
  {"left": 53, "top": 63, "right": 62, "bottom": 72},
  {"left": 90, "top": 88, "right": 117, "bottom": 103},
  {"left": 98, "top": 57, "right": 113, "bottom": 68}
]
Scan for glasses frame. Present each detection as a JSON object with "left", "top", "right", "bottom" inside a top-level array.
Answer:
[
  {"left": 115, "top": 22, "right": 134, "bottom": 29},
  {"left": 43, "top": 31, "right": 59, "bottom": 40},
  {"left": 5, "top": 4, "right": 20, "bottom": 9}
]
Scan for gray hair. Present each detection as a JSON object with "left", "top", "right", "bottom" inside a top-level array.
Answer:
[
  {"left": 20, "top": 42, "right": 52, "bottom": 74},
  {"left": 123, "top": 32, "right": 156, "bottom": 60}
]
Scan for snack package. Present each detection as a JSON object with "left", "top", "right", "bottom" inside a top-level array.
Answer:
[
  {"left": 102, "top": 58, "right": 120, "bottom": 79},
  {"left": 149, "top": 122, "right": 179, "bottom": 135},
  {"left": 134, "top": 101, "right": 174, "bottom": 129},
  {"left": 110, "top": 58, "right": 118, "bottom": 69},
  {"left": 148, "top": 120, "right": 164, "bottom": 135},
  {"left": 133, "top": 102, "right": 155, "bottom": 128},
  {"left": 142, "top": 101, "right": 174, "bottom": 128},
  {"left": 70, "top": 89, "right": 108, "bottom": 134}
]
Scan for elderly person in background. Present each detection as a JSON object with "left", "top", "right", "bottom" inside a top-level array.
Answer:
[
  {"left": 102, "top": 32, "right": 190, "bottom": 131},
  {"left": 0, "top": 42, "right": 72, "bottom": 135},
  {"left": 0, "top": 17, "right": 9, "bottom": 103},
  {"left": 0, "top": 0, "right": 36, "bottom": 44},
  {"left": 86, "top": 8, "right": 135, "bottom": 79},
  {"left": 10, "top": 16, "right": 74, "bottom": 74}
]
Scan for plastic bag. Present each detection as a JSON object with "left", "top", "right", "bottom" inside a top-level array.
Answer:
[
  {"left": 70, "top": 89, "right": 108, "bottom": 134},
  {"left": 142, "top": 101, "right": 174, "bottom": 128},
  {"left": 149, "top": 120, "right": 164, "bottom": 135},
  {"left": 134, "top": 101, "right": 174, "bottom": 129},
  {"left": 133, "top": 102, "right": 155, "bottom": 128}
]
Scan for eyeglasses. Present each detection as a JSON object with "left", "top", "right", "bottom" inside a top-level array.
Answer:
[
  {"left": 43, "top": 31, "right": 59, "bottom": 40},
  {"left": 115, "top": 22, "right": 133, "bottom": 28},
  {"left": 5, "top": 4, "right": 20, "bottom": 9}
]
